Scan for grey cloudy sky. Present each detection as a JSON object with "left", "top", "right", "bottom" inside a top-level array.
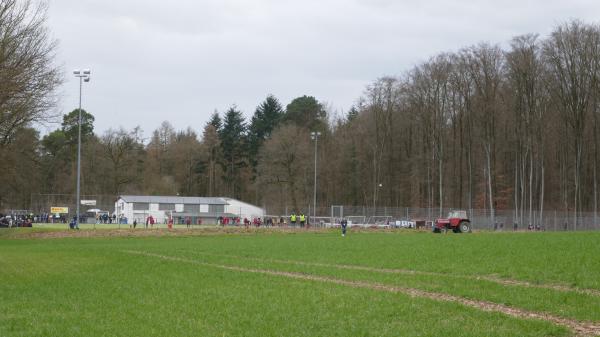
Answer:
[{"left": 46, "top": 0, "right": 600, "bottom": 138}]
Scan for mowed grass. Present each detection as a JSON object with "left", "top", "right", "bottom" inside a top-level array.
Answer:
[{"left": 1, "top": 229, "right": 599, "bottom": 337}]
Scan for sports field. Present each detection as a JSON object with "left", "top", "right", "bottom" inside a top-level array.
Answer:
[{"left": 1, "top": 228, "right": 600, "bottom": 337}]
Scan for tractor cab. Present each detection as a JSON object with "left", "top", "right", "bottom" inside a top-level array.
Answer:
[
  {"left": 433, "top": 210, "right": 471, "bottom": 233},
  {"left": 448, "top": 210, "right": 467, "bottom": 220}
]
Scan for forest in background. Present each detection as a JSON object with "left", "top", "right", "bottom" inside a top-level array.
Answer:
[{"left": 2, "top": 1, "right": 600, "bottom": 225}]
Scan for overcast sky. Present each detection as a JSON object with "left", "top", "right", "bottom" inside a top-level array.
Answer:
[{"left": 45, "top": 0, "right": 600, "bottom": 139}]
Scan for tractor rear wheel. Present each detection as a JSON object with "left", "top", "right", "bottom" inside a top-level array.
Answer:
[{"left": 459, "top": 221, "right": 471, "bottom": 233}]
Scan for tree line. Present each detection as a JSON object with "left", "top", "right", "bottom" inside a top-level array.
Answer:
[{"left": 1, "top": 1, "right": 600, "bottom": 225}]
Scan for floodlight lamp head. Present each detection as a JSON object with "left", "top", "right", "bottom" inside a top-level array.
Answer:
[
  {"left": 83, "top": 77, "right": 90, "bottom": 82},
  {"left": 83, "top": 69, "right": 91, "bottom": 75},
  {"left": 73, "top": 70, "right": 81, "bottom": 75}
]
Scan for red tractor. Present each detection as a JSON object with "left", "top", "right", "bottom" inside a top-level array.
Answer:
[{"left": 433, "top": 210, "right": 471, "bottom": 233}]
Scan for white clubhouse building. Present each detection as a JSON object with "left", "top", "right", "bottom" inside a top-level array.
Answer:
[{"left": 114, "top": 195, "right": 264, "bottom": 224}]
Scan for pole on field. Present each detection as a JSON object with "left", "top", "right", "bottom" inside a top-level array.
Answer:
[{"left": 73, "top": 69, "right": 91, "bottom": 230}]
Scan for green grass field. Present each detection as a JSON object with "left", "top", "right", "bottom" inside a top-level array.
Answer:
[{"left": 1, "top": 228, "right": 600, "bottom": 337}]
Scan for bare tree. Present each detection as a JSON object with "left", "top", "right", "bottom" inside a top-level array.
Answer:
[
  {"left": 463, "top": 43, "right": 505, "bottom": 226},
  {"left": 449, "top": 52, "right": 476, "bottom": 214},
  {"left": 362, "top": 78, "right": 399, "bottom": 210},
  {"left": 171, "top": 128, "right": 202, "bottom": 196},
  {"left": 506, "top": 34, "right": 547, "bottom": 228},
  {"left": 0, "top": 0, "right": 62, "bottom": 146},
  {"left": 101, "top": 127, "right": 144, "bottom": 194},
  {"left": 543, "top": 21, "right": 600, "bottom": 229},
  {"left": 258, "top": 124, "right": 310, "bottom": 213}
]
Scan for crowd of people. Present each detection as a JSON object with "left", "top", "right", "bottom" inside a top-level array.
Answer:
[
  {"left": 230, "top": 211, "right": 311, "bottom": 228},
  {"left": 1, "top": 210, "right": 341, "bottom": 233},
  {"left": 0, "top": 213, "right": 36, "bottom": 227},
  {"left": 95, "top": 213, "right": 116, "bottom": 224},
  {"left": 0, "top": 210, "right": 353, "bottom": 236}
]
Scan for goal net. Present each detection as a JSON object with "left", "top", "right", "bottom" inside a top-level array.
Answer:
[
  {"left": 310, "top": 216, "right": 333, "bottom": 228},
  {"left": 365, "top": 216, "right": 393, "bottom": 227},
  {"left": 346, "top": 216, "right": 367, "bottom": 226}
]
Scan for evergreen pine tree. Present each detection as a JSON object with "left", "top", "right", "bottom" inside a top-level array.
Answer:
[
  {"left": 284, "top": 95, "right": 327, "bottom": 131},
  {"left": 208, "top": 111, "right": 222, "bottom": 132},
  {"left": 347, "top": 106, "right": 359, "bottom": 122},
  {"left": 248, "top": 95, "right": 284, "bottom": 175},
  {"left": 219, "top": 106, "right": 247, "bottom": 198}
]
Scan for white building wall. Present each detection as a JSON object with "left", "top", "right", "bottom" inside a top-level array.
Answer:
[
  {"left": 115, "top": 199, "right": 129, "bottom": 219},
  {"left": 147, "top": 203, "right": 167, "bottom": 223},
  {"left": 116, "top": 196, "right": 263, "bottom": 225},
  {"left": 115, "top": 199, "right": 170, "bottom": 224},
  {"left": 224, "top": 198, "right": 264, "bottom": 220}
]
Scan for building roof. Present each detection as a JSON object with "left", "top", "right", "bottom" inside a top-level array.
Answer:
[{"left": 118, "top": 195, "right": 228, "bottom": 205}]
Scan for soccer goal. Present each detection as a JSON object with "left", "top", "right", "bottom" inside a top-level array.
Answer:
[
  {"left": 365, "top": 216, "right": 393, "bottom": 227},
  {"left": 310, "top": 216, "right": 333, "bottom": 228},
  {"left": 346, "top": 216, "right": 367, "bottom": 226}
]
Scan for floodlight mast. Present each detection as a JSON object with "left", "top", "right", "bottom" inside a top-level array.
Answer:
[{"left": 73, "top": 69, "right": 91, "bottom": 229}]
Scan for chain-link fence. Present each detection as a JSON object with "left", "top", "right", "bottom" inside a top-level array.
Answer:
[
  {"left": 27, "top": 193, "right": 117, "bottom": 224},
  {"left": 266, "top": 204, "right": 600, "bottom": 231},
  {"left": 9, "top": 196, "right": 600, "bottom": 231}
]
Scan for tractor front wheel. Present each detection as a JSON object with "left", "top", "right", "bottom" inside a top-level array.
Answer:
[{"left": 459, "top": 221, "right": 471, "bottom": 233}]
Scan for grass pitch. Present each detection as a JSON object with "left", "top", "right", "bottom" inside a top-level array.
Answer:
[{"left": 1, "top": 228, "right": 599, "bottom": 337}]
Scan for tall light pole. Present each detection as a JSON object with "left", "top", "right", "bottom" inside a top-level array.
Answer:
[
  {"left": 73, "top": 69, "right": 91, "bottom": 229},
  {"left": 310, "top": 131, "right": 321, "bottom": 221}
]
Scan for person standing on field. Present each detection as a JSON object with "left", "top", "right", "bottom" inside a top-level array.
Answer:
[
  {"left": 341, "top": 218, "right": 348, "bottom": 237},
  {"left": 299, "top": 213, "right": 306, "bottom": 228},
  {"left": 290, "top": 212, "right": 297, "bottom": 227}
]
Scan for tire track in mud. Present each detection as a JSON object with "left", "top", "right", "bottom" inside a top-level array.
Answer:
[
  {"left": 180, "top": 250, "right": 600, "bottom": 298},
  {"left": 123, "top": 250, "right": 600, "bottom": 337}
]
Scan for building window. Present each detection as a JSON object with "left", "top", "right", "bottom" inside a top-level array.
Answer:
[
  {"left": 183, "top": 204, "right": 198, "bottom": 213},
  {"left": 133, "top": 203, "right": 149, "bottom": 211},
  {"left": 200, "top": 204, "right": 209, "bottom": 213},
  {"left": 209, "top": 204, "right": 224, "bottom": 214},
  {"left": 159, "top": 203, "right": 175, "bottom": 211}
]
